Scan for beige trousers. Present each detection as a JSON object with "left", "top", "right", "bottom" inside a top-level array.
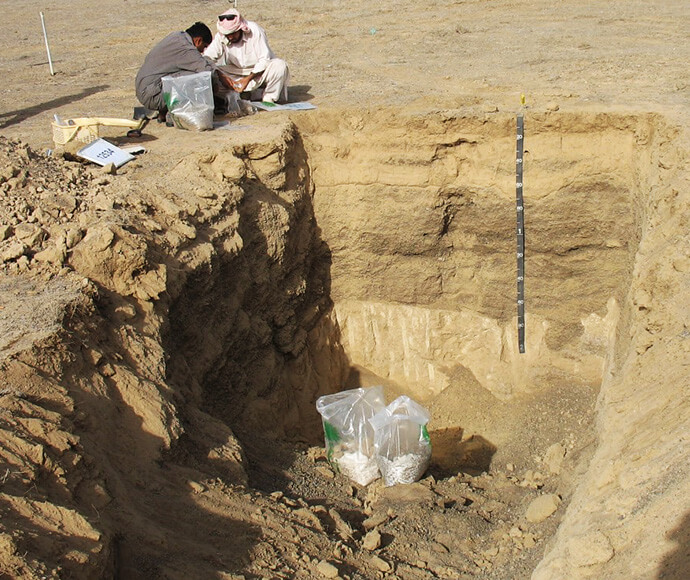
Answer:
[{"left": 219, "top": 58, "right": 289, "bottom": 103}]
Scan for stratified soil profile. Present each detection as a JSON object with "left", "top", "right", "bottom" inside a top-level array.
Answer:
[{"left": 0, "top": 1, "right": 688, "bottom": 579}]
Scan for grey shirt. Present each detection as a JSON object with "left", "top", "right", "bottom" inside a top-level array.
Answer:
[{"left": 135, "top": 31, "right": 215, "bottom": 110}]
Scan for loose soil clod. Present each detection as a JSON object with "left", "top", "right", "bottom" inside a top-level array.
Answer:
[{"left": 0, "top": 1, "right": 688, "bottom": 580}]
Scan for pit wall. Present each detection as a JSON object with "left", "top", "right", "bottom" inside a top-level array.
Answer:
[
  {"left": 297, "top": 111, "right": 644, "bottom": 401},
  {"left": 296, "top": 109, "right": 689, "bottom": 578},
  {"left": 532, "top": 118, "right": 690, "bottom": 579},
  {"left": 156, "top": 124, "right": 350, "bottom": 442}
]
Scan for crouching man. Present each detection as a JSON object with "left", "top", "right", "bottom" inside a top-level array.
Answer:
[
  {"left": 204, "top": 9, "right": 289, "bottom": 104},
  {"left": 135, "top": 22, "right": 233, "bottom": 120}
]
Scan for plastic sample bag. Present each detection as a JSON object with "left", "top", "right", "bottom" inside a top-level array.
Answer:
[
  {"left": 369, "top": 395, "right": 432, "bottom": 486},
  {"left": 162, "top": 71, "right": 214, "bottom": 131},
  {"left": 222, "top": 91, "right": 256, "bottom": 118},
  {"left": 316, "top": 386, "right": 386, "bottom": 486}
]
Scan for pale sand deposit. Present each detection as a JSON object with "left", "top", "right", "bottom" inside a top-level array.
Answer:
[{"left": 0, "top": 1, "right": 688, "bottom": 579}]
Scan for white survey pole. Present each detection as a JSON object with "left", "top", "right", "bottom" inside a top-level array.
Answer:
[{"left": 40, "top": 12, "right": 55, "bottom": 76}]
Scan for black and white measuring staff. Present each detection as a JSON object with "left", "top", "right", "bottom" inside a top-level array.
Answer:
[{"left": 516, "top": 114, "right": 525, "bottom": 353}]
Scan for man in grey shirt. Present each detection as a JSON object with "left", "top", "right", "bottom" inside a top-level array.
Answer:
[{"left": 135, "top": 22, "right": 232, "bottom": 120}]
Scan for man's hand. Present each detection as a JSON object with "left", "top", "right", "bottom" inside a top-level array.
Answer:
[
  {"left": 234, "top": 74, "right": 257, "bottom": 93},
  {"left": 218, "top": 72, "right": 236, "bottom": 91},
  {"left": 218, "top": 71, "right": 257, "bottom": 93}
]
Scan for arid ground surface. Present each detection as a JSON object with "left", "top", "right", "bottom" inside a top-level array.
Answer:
[{"left": 0, "top": 1, "right": 688, "bottom": 579}]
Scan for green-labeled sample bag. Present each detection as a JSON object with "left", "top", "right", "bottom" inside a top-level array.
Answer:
[
  {"left": 162, "top": 71, "right": 214, "bottom": 131},
  {"left": 316, "top": 386, "right": 386, "bottom": 486}
]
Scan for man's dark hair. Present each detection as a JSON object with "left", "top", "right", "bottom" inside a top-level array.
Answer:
[{"left": 185, "top": 22, "right": 212, "bottom": 44}]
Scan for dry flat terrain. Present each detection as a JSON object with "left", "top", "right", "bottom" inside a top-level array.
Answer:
[{"left": 0, "top": 1, "right": 688, "bottom": 579}]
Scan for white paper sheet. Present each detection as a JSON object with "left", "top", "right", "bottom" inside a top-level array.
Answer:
[{"left": 77, "top": 139, "right": 135, "bottom": 168}]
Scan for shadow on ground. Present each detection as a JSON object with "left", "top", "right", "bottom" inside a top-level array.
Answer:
[
  {"left": 0, "top": 85, "right": 109, "bottom": 129},
  {"left": 657, "top": 509, "right": 690, "bottom": 580}
]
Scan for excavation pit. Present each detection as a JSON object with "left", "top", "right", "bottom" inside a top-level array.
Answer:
[
  {"left": 167, "top": 110, "right": 648, "bottom": 461},
  {"left": 159, "top": 110, "right": 682, "bottom": 577},
  {"left": 0, "top": 108, "right": 686, "bottom": 580}
]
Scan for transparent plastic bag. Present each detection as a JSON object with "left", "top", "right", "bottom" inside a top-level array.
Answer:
[
  {"left": 316, "top": 386, "right": 386, "bottom": 486},
  {"left": 223, "top": 91, "right": 257, "bottom": 118},
  {"left": 369, "top": 395, "right": 431, "bottom": 486},
  {"left": 162, "top": 71, "right": 214, "bottom": 131}
]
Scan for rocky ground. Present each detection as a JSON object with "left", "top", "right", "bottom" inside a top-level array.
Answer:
[{"left": 0, "top": 1, "right": 688, "bottom": 579}]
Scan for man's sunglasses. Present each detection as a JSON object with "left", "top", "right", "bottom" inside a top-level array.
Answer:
[{"left": 218, "top": 14, "right": 237, "bottom": 21}]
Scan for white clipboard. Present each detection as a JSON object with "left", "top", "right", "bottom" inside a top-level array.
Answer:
[{"left": 251, "top": 101, "right": 317, "bottom": 112}]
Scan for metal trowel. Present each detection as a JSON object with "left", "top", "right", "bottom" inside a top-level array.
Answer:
[{"left": 127, "top": 107, "right": 155, "bottom": 137}]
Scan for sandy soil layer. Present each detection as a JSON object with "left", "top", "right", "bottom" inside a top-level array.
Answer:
[{"left": 0, "top": 1, "right": 688, "bottom": 580}]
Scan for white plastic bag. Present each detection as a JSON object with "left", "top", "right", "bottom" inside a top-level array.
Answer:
[
  {"left": 316, "top": 386, "right": 386, "bottom": 486},
  {"left": 369, "top": 395, "right": 431, "bottom": 486},
  {"left": 162, "top": 71, "right": 214, "bottom": 131}
]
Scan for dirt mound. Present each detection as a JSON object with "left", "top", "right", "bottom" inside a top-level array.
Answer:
[{"left": 0, "top": 1, "right": 688, "bottom": 579}]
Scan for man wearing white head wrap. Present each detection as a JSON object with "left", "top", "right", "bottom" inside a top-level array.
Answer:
[{"left": 203, "top": 9, "right": 289, "bottom": 103}]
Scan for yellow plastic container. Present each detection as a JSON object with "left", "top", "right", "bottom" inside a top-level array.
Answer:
[{"left": 51, "top": 117, "right": 143, "bottom": 146}]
